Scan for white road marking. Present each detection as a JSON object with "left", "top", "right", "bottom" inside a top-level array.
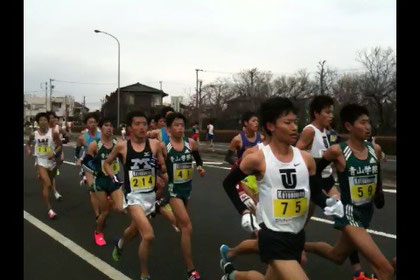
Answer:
[
  {"left": 310, "top": 216, "right": 396, "bottom": 239},
  {"left": 24, "top": 211, "right": 132, "bottom": 280}
]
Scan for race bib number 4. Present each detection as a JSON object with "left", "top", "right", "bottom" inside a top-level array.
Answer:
[
  {"left": 129, "top": 170, "right": 155, "bottom": 191},
  {"left": 272, "top": 189, "right": 308, "bottom": 219},
  {"left": 173, "top": 163, "right": 193, "bottom": 183},
  {"left": 349, "top": 176, "right": 377, "bottom": 205},
  {"left": 36, "top": 146, "right": 51, "bottom": 155}
]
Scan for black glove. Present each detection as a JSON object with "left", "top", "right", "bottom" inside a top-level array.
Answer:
[{"left": 374, "top": 188, "right": 385, "bottom": 209}]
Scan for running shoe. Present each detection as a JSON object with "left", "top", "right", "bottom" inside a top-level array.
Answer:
[
  {"left": 48, "top": 209, "right": 57, "bottom": 219},
  {"left": 220, "top": 261, "right": 235, "bottom": 280},
  {"left": 353, "top": 270, "right": 377, "bottom": 280},
  {"left": 54, "top": 191, "right": 63, "bottom": 201},
  {"left": 80, "top": 175, "right": 87, "bottom": 186},
  {"left": 187, "top": 269, "right": 201, "bottom": 280},
  {"left": 56, "top": 169, "right": 60, "bottom": 176},
  {"left": 112, "top": 238, "right": 123, "bottom": 261},
  {"left": 94, "top": 231, "right": 106, "bottom": 246},
  {"left": 172, "top": 224, "right": 180, "bottom": 232},
  {"left": 140, "top": 276, "right": 151, "bottom": 280},
  {"left": 219, "top": 244, "right": 231, "bottom": 263}
]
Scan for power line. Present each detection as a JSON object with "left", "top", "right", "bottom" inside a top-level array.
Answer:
[{"left": 53, "top": 79, "right": 115, "bottom": 85}]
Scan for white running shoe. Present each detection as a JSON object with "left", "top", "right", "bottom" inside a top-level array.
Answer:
[
  {"left": 48, "top": 209, "right": 57, "bottom": 219},
  {"left": 54, "top": 191, "right": 63, "bottom": 200}
]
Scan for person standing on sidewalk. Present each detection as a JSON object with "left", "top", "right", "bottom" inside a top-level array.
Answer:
[{"left": 207, "top": 123, "right": 215, "bottom": 152}]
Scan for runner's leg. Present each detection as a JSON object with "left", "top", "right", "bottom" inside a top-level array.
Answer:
[
  {"left": 37, "top": 166, "right": 53, "bottom": 210},
  {"left": 269, "top": 259, "right": 308, "bottom": 280}
]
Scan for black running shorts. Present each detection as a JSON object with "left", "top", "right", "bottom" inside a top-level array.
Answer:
[{"left": 258, "top": 223, "right": 305, "bottom": 264}]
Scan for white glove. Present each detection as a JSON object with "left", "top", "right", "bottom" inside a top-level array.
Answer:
[
  {"left": 241, "top": 213, "right": 260, "bottom": 233},
  {"left": 324, "top": 195, "right": 344, "bottom": 218},
  {"left": 240, "top": 193, "right": 256, "bottom": 212}
]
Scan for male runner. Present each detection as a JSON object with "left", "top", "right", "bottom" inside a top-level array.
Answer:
[
  {"left": 82, "top": 118, "right": 125, "bottom": 246},
  {"left": 296, "top": 95, "right": 369, "bottom": 279},
  {"left": 104, "top": 110, "right": 168, "bottom": 280},
  {"left": 221, "top": 97, "right": 344, "bottom": 280},
  {"left": 46, "top": 111, "right": 66, "bottom": 200},
  {"left": 147, "top": 106, "right": 175, "bottom": 142},
  {"left": 75, "top": 113, "right": 101, "bottom": 220},
  {"left": 26, "top": 112, "right": 62, "bottom": 219},
  {"left": 163, "top": 112, "right": 206, "bottom": 280},
  {"left": 304, "top": 104, "right": 394, "bottom": 280},
  {"left": 225, "top": 112, "right": 263, "bottom": 214}
]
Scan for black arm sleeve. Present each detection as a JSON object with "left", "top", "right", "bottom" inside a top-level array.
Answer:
[
  {"left": 315, "top": 157, "right": 333, "bottom": 176},
  {"left": 223, "top": 166, "right": 249, "bottom": 215},
  {"left": 75, "top": 145, "right": 83, "bottom": 160},
  {"left": 374, "top": 162, "right": 385, "bottom": 209},
  {"left": 192, "top": 150, "right": 203, "bottom": 167},
  {"left": 225, "top": 149, "right": 236, "bottom": 165},
  {"left": 309, "top": 174, "right": 328, "bottom": 209},
  {"left": 81, "top": 154, "right": 95, "bottom": 173}
]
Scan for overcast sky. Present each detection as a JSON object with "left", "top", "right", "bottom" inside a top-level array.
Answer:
[{"left": 24, "top": 0, "right": 396, "bottom": 110}]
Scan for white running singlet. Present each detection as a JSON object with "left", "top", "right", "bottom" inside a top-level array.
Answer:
[
  {"left": 256, "top": 145, "right": 310, "bottom": 233},
  {"left": 303, "top": 124, "right": 332, "bottom": 178},
  {"left": 34, "top": 129, "right": 56, "bottom": 170}
]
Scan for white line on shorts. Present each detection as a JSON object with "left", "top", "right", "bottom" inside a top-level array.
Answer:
[
  {"left": 24, "top": 210, "right": 132, "bottom": 280},
  {"left": 310, "top": 216, "right": 396, "bottom": 239}
]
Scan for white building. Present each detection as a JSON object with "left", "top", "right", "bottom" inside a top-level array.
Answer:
[
  {"left": 24, "top": 94, "right": 75, "bottom": 122},
  {"left": 171, "top": 96, "right": 184, "bottom": 113}
]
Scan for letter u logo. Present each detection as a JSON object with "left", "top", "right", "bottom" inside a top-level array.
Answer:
[{"left": 279, "top": 169, "right": 297, "bottom": 189}]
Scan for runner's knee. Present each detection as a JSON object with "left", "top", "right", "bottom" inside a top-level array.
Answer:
[{"left": 141, "top": 231, "right": 154, "bottom": 242}]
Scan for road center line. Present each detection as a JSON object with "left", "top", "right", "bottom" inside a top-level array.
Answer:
[{"left": 24, "top": 210, "right": 132, "bottom": 280}]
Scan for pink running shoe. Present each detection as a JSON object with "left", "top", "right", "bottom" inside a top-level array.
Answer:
[
  {"left": 94, "top": 231, "right": 107, "bottom": 246},
  {"left": 48, "top": 209, "right": 57, "bottom": 219}
]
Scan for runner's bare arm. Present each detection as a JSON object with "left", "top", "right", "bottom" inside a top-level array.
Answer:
[
  {"left": 103, "top": 140, "right": 124, "bottom": 179},
  {"left": 296, "top": 127, "right": 315, "bottom": 151},
  {"left": 75, "top": 135, "right": 85, "bottom": 164},
  {"left": 152, "top": 139, "right": 168, "bottom": 184}
]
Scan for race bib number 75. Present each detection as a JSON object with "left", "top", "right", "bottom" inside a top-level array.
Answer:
[{"left": 272, "top": 189, "right": 308, "bottom": 219}]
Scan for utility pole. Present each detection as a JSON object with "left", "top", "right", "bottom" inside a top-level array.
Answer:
[
  {"left": 49, "top": 79, "right": 54, "bottom": 111},
  {"left": 319, "top": 60, "right": 326, "bottom": 95},
  {"left": 42, "top": 82, "right": 48, "bottom": 111},
  {"left": 83, "top": 96, "right": 86, "bottom": 120},
  {"left": 195, "top": 69, "right": 203, "bottom": 129}
]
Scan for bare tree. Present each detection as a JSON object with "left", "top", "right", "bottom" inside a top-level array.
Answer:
[
  {"left": 314, "top": 60, "right": 338, "bottom": 96},
  {"left": 272, "top": 69, "right": 315, "bottom": 102},
  {"left": 356, "top": 47, "right": 396, "bottom": 132}
]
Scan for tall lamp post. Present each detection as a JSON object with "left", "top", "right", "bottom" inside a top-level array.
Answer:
[{"left": 94, "top": 29, "right": 120, "bottom": 127}]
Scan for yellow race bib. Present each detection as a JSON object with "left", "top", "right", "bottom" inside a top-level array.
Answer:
[
  {"left": 349, "top": 176, "right": 377, "bottom": 205},
  {"left": 36, "top": 146, "right": 51, "bottom": 155},
  {"left": 129, "top": 170, "right": 155, "bottom": 191},
  {"left": 272, "top": 189, "right": 308, "bottom": 219},
  {"left": 173, "top": 163, "right": 193, "bottom": 184}
]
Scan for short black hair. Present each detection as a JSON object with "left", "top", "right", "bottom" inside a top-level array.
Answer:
[
  {"left": 99, "top": 118, "right": 113, "bottom": 128},
  {"left": 241, "top": 111, "right": 258, "bottom": 126},
  {"left": 166, "top": 112, "right": 187, "bottom": 127},
  {"left": 46, "top": 111, "right": 57, "bottom": 120},
  {"left": 259, "top": 97, "right": 297, "bottom": 136},
  {"left": 161, "top": 106, "right": 175, "bottom": 117},
  {"left": 153, "top": 114, "right": 164, "bottom": 123},
  {"left": 83, "top": 112, "right": 99, "bottom": 124},
  {"left": 35, "top": 112, "right": 48, "bottom": 123},
  {"left": 126, "top": 111, "right": 148, "bottom": 126},
  {"left": 340, "top": 104, "right": 369, "bottom": 130},
  {"left": 310, "top": 95, "right": 334, "bottom": 120}
]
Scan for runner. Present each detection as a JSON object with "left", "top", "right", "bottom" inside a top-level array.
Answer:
[
  {"left": 225, "top": 111, "right": 263, "bottom": 219},
  {"left": 26, "top": 112, "right": 62, "bottom": 219},
  {"left": 104, "top": 110, "right": 168, "bottom": 280},
  {"left": 221, "top": 97, "right": 344, "bottom": 280},
  {"left": 207, "top": 122, "right": 215, "bottom": 151},
  {"left": 304, "top": 104, "right": 394, "bottom": 280},
  {"left": 163, "top": 112, "right": 206, "bottom": 280},
  {"left": 82, "top": 117, "right": 125, "bottom": 246},
  {"left": 75, "top": 112, "right": 102, "bottom": 221},
  {"left": 147, "top": 106, "right": 175, "bottom": 142},
  {"left": 46, "top": 111, "right": 66, "bottom": 201}
]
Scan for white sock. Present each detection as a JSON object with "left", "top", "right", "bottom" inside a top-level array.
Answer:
[{"left": 118, "top": 238, "right": 124, "bottom": 249}]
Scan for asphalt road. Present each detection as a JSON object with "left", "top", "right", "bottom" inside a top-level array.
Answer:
[{"left": 24, "top": 145, "right": 396, "bottom": 279}]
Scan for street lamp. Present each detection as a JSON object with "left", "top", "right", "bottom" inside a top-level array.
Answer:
[{"left": 94, "top": 29, "right": 121, "bottom": 127}]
